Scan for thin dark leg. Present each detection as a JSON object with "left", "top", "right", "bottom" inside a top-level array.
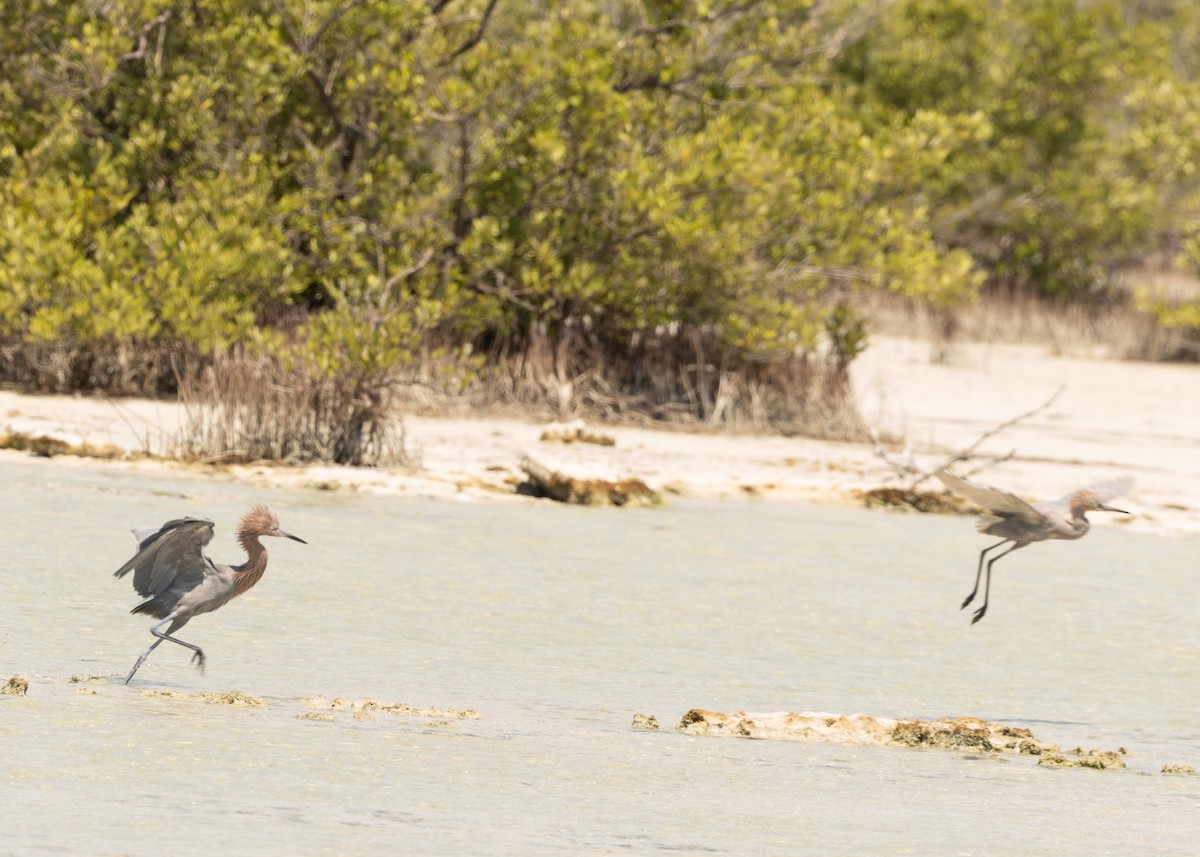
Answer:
[
  {"left": 963, "top": 540, "right": 1010, "bottom": 609},
  {"left": 124, "top": 614, "right": 205, "bottom": 684},
  {"left": 124, "top": 637, "right": 164, "bottom": 684},
  {"left": 970, "top": 542, "right": 1027, "bottom": 625}
]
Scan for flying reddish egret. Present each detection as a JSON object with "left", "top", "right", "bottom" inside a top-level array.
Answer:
[
  {"left": 937, "top": 470, "right": 1131, "bottom": 624},
  {"left": 113, "top": 504, "right": 306, "bottom": 683}
]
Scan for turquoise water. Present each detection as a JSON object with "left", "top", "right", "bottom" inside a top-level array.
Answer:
[{"left": 1, "top": 453, "right": 1197, "bottom": 855}]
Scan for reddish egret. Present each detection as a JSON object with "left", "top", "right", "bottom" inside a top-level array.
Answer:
[
  {"left": 113, "top": 504, "right": 306, "bottom": 683},
  {"left": 937, "top": 470, "right": 1131, "bottom": 624}
]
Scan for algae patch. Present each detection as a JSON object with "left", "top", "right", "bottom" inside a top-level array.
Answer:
[
  {"left": 631, "top": 713, "right": 660, "bottom": 731},
  {"left": 1038, "top": 750, "right": 1125, "bottom": 770},
  {"left": 676, "top": 705, "right": 1070, "bottom": 753},
  {"left": 673, "top": 708, "right": 1130, "bottom": 767},
  {"left": 200, "top": 691, "right": 266, "bottom": 707},
  {"left": 141, "top": 689, "right": 265, "bottom": 707},
  {"left": 860, "top": 487, "right": 976, "bottom": 514},
  {"left": 0, "top": 431, "right": 126, "bottom": 460},
  {"left": 2, "top": 676, "right": 29, "bottom": 696},
  {"left": 890, "top": 716, "right": 1047, "bottom": 755},
  {"left": 304, "top": 695, "right": 480, "bottom": 721}
]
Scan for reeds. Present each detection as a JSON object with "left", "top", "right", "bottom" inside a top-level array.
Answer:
[
  {"left": 173, "top": 353, "right": 411, "bottom": 467},
  {"left": 21, "top": 282, "right": 1196, "bottom": 468},
  {"left": 862, "top": 290, "right": 1173, "bottom": 361},
  {"left": 0, "top": 337, "right": 179, "bottom": 395},
  {"left": 469, "top": 323, "right": 866, "bottom": 439}
]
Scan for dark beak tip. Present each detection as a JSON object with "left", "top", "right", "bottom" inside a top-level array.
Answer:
[{"left": 288, "top": 534, "right": 308, "bottom": 544}]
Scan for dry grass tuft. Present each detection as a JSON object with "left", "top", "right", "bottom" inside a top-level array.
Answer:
[
  {"left": 0, "top": 337, "right": 181, "bottom": 395},
  {"left": 469, "top": 325, "right": 866, "bottom": 439},
  {"left": 174, "top": 353, "right": 412, "bottom": 467},
  {"left": 0, "top": 322, "right": 869, "bottom": 446},
  {"left": 861, "top": 291, "right": 1176, "bottom": 362}
]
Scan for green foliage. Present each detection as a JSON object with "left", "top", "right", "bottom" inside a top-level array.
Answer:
[
  {"left": 2, "top": 0, "right": 1200, "bottom": 435},
  {"left": 1137, "top": 292, "right": 1200, "bottom": 329},
  {"left": 1147, "top": 223, "right": 1200, "bottom": 341},
  {"left": 833, "top": 0, "right": 1200, "bottom": 297}
]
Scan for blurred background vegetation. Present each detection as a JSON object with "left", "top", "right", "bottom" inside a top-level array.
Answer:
[{"left": 2, "top": 0, "right": 1199, "bottom": 462}]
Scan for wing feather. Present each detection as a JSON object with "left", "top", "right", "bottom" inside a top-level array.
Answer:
[
  {"left": 113, "top": 518, "right": 215, "bottom": 598},
  {"left": 1054, "top": 476, "right": 1133, "bottom": 507},
  {"left": 936, "top": 470, "right": 1046, "bottom": 525},
  {"left": 131, "top": 527, "right": 161, "bottom": 546}
]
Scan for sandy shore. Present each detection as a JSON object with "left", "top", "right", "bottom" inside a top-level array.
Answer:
[{"left": 2, "top": 336, "right": 1197, "bottom": 536}]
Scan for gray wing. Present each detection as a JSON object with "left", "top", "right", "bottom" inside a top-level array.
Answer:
[
  {"left": 1052, "top": 476, "right": 1134, "bottom": 507},
  {"left": 113, "top": 518, "right": 215, "bottom": 598},
  {"left": 1034, "top": 476, "right": 1134, "bottom": 525},
  {"left": 936, "top": 470, "right": 1046, "bottom": 525}
]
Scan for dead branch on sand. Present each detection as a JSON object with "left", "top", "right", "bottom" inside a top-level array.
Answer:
[{"left": 870, "top": 387, "right": 1063, "bottom": 489}]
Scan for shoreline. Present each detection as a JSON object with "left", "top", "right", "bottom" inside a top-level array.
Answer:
[{"left": 2, "top": 336, "right": 1197, "bottom": 537}]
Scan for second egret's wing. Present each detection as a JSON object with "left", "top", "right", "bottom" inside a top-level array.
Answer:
[
  {"left": 113, "top": 518, "right": 215, "bottom": 598},
  {"left": 936, "top": 470, "right": 1045, "bottom": 525},
  {"left": 1057, "top": 476, "right": 1134, "bottom": 508}
]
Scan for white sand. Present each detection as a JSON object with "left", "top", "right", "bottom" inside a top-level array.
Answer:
[{"left": 1, "top": 336, "right": 1197, "bottom": 535}]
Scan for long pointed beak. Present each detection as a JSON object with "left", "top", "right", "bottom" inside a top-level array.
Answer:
[
  {"left": 278, "top": 529, "right": 307, "bottom": 544},
  {"left": 1099, "top": 505, "right": 1129, "bottom": 515}
]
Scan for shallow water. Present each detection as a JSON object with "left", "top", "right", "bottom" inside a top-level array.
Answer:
[{"left": 2, "top": 454, "right": 1198, "bottom": 855}]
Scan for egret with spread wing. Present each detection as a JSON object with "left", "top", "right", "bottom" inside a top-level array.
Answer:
[
  {"left": 937, "top": 470, "right": 1131, "bottom": 624},
  {"left": 113, "top": 504, "right": 306, "bottom": 683}
]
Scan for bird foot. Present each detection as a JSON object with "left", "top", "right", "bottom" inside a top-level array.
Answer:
[
  {"left": 191, "top": 650, "right": 207, "bottom": 673},
  {"left": 969, "top": 606, "right": 987, "bottom": 625},
  {"left": 960, "top": 592, "right": 977, "bottom": 610}
]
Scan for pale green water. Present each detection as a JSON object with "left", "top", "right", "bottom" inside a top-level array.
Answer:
[{"left": 1, "top": 454, "right": 1198, "bottom": 855}]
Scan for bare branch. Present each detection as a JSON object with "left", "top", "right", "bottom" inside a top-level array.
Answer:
[
  {"left": 309, "top": 0, "right": 368, "bottom": 51},
  {"left": 439, "top": 0, "right": 501, "bottom": 66},
  {"left": 272, "top": 2, "right": 347, "bottom": 136},
  {"left": 117, "top": 10, "right": 173, "bottom": 67},
  {"left": 867, "top": 427, "right": 917, "bottom": 478},
  {"left": 961, "top": 450, "right": 1016, "bottom": 477},
  {"left": 634, "top": 0, "right": 767, "bottom": 37},
  {"left": 915, "top": 387, "right": 1064, "bottom": 484},
  {"left": 871, "top": 387, "right": 1065, "bottom": 488},
  {"left": 813, "top": 0, "right": 892, "bottom": 62},
  {"left": 613, "top": 73, "right": 679, "bottom": 94},
  {"left": 383, "top": 247, "right": 436, "bottom": 292}
]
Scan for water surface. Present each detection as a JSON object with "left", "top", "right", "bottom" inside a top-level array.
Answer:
[{"left": 2, "top": 454, "right": 1197, "bottom": 854}]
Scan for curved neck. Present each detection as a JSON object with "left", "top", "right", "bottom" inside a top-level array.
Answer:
[
  {"left": 233, "top": 531, "right": 269, "bottom": 597},
  {"left": 1063, "top": 511, "right": 1091, "bottom": 538}
]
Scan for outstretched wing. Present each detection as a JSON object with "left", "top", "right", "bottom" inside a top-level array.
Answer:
[
  {"left": 936, "top": 470, "right": 1046, "bottom": 525},
  {"left": 113, "top": 518, "right": 215, "bottom": 598},
  {"left": 1054, "top": 476, "right": 1134, "bottom": 508}
]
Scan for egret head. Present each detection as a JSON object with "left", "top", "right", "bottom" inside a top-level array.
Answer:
[
  {"left": 242, "top": 504, "right": 307, "bottom": 544},
  {"left": 1068, "top": 478, "right": 1132, "bottom": 518}
]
